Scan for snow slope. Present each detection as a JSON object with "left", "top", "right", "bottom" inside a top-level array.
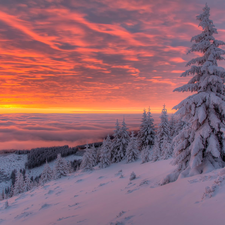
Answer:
[
  {"left": 0, "top": 153, "right": 82, "bottom": 192},
  {"left": 0, "top": 158, "right": 224, "bottom": 225}
]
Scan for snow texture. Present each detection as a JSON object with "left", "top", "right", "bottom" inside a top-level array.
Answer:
[{"left": 1, "top": 158, "right": 225, "bottom": 225}]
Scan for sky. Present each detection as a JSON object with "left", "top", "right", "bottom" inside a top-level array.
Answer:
[{"left": 0, "top": 0, "right": 225, "bottom": 113}]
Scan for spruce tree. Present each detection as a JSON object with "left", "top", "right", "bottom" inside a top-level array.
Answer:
[
  {"left": 174, "top": 117, "right": 185, "bottom": 136},
  {"left": 111, "top": 120, "right": 122, "bottom": 163},
  {"left": 154, "top": 104, "right": 170, "bottom": 160},
  {"left": 24, "top": 173, "right": 32, "bottom": 191},
  {"left": 169, "top": 114, "right": 176, "bottom": 138},
  {"left": 90, "top": 144, "right": 98, "bottom": 167},
  {"left": 80, "top": 143, "right": 94, "bottom": 170},
  {"left": 13, "top": 172, "right": 25, "bottom": 196},
  {"left": 138, "top": 108, "right": 147, "bottom": 149},
  {"left": 138, "top": 108, "right": 155, "bottom": 150},
  {"left": 126, "top": 131, "right": 139, "bottom": 163},
  {"left": 141, "top": 145, "right": 151, "bottom": 163},
  {"left": 53, "top": 154, "right": 68, "bottom": 179},
  {"left": 146, "top": 108, "right": 156, "bottom": 147},
  {"left": 117, "top": 118, "right": 130, "bottom": 161},
  {"left": 99, "top": 135, "right": 111, "bottom": 168},
  {"left": 162, "top": 4, "right": 225, "bottom": 184},
  {"left": 40, "top": 161, "right": 53, "bottom": 185}
]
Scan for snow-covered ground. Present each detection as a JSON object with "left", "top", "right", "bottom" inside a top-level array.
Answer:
[
  {"left": 0, "top": 158, "right": 224, "bottom": 225},
  {"left": 0, "top": 153, "right": 82, "bottom": 192}
]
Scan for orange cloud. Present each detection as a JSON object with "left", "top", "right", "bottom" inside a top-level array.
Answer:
[{"left": 0, "top": 1, "right": 224, "bottom": 113}]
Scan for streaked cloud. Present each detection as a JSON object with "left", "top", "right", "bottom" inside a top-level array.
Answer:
[{"left": 0, "top": 0, "right": 224, "bottom": 112}]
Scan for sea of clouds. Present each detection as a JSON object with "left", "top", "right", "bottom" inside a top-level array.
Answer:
[{"left": 0, "top": 113, "right": 162, "bottom": 150}]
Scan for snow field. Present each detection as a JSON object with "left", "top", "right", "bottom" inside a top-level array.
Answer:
[
  {"left": 0, "top": 153, "right": 82, "bottom": 192},
  {"left": 1, "top": 158, "right": 225, "bottom": 225}
]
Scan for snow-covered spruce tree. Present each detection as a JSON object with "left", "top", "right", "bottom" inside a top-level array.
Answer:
[
  {"left": 111, "top": 119, "right": 122, "bottom": 163},
  {"left": 53, "top": 154, "right": 69, "bottom": 179},
  {"left": 174, "top": 117, "right": 185, "bottom": 136},
  {"left": 99, "top": 135, "right": 112, "bottom": 168},
  {"left": 24, "top": 173, "right": 32, "bottom": 191},
  {"left": 137, "top": 108, "right": 147, "bottom": 149},
  {"left": 117, "top": 118, "right": 130, "bottom": 161},
  {"left": 141, "top": 145, "right": 151, "bottom": 163},
  {"left": 139, "top": 108, "right": 156, "bottom": 149},
  {"left": 162, "top": 4, "right": 225, "bottom": 184},
  {"left": 90, "top": 144, "right": 98, "bottom": 167},
  {"left": 40, "top": 161, "right": 53, "bottom": 185},
  {"left": 13, "top": 171, "right": 25, "bottom": 196},
  {"left": 153, "top": 104, "right": 171, "bottom": 160},
  {"left": 80, "top": 143, "right": 95, "bottom": 170},
  {"left": 126, "top": 131, "right": 139, "bottom": 163},
  {"left": 169, "top": 114, "right": 176, "bottom": 138}
]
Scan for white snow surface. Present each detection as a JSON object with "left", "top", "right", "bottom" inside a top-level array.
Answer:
[
  {"left": 1, "top": 158, "right": 225, "bottom": 225},
  {"left": 0, "top": 153, "right": 82, "bottom": 191}
]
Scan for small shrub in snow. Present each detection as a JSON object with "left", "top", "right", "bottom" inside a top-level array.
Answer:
[
  {"left": 202, "top": 175, "right": 225, "bottom": 200},
  {"left": 115, "top": 170, "right": 123, "bottom": 176},
  {"left": 4, "top": 200, "right": 9, "bottom": 209},
  {"left": 129, "top": 172, "right": 136, "bottom": 181}
]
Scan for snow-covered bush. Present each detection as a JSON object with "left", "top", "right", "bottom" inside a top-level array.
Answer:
[
  {"left": 129, "top": 172, "right": 136, "bottom": 181},
  {"left": 4, "top": 200, "right": 9, "bottom": 209}
]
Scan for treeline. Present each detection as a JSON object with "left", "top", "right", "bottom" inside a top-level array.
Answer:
[
  {"left": 25, "top": 145, "right": 78, "bottom": 169},
  {"left": 15, "top": 150, "right": 30, "bottom": 155},
  {"left": 25, "top": 141, "right": 104, "bottom": 169},
  {"left": 81, "top": 106, "right": 185, "bottom": 170}
]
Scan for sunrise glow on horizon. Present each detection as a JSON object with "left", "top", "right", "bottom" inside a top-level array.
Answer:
[{"left": 0, "top": 106, "right": 178, "bottom": 114}]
